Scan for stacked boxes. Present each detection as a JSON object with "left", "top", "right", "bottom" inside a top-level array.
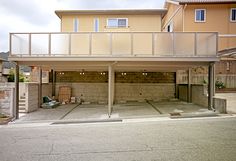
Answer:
[{"left": 58, "top": 86, "right": 71, "bottom": 103}]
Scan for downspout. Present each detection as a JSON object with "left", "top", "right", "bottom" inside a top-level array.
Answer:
[{"left": 182, "top": 4, "right": 187, "bottom": 32}]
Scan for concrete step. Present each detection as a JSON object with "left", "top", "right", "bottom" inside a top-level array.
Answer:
[
  {"left": 20, "top": 96, "right": 26, "bottom": 99},
  {"left": 19, "top": 109, "right": 27, "bottom": 113},
  {"left": 19, "top": 99, "right": 26, "bottom": 102}
]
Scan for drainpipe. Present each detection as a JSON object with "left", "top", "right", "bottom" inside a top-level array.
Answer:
[
  {"left": 208, "top": 63, "right": 215, "bottom": 111},
  {"left": 182, "top": 4, "right": 187, "bottom": 32}
]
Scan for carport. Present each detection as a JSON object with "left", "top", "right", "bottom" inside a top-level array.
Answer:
[
  {"left": 13, "top": 59, "right": 216, "bottom": 119},
  {"left": 9, "top": 32, "right": 218, "bottom": 119}
]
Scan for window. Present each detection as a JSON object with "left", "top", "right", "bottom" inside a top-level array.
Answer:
[
  {"left": 94, "top": 18, "right": 99, "bottom": 32},
  {"left": 74, "top": 18, "right": 79, "bottom": 32},
  {"left": 167, "top": 22, "right": 173, "bottom": 32},
  {"left": 230, "top": 8, "right": 236, "bottom": 22},
  {"left": 107, "top": 18, "right": 128, "bottom": 28},
  {"left": 195, "top": 9, "right": 206, "bottom": 22}
]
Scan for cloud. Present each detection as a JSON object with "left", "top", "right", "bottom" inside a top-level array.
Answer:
[
  {"left": 0, "top": 0, "right": 165, "bottom": 51},
  {"left": 56, "top": 0, "right": 164, "bottom": 9}
]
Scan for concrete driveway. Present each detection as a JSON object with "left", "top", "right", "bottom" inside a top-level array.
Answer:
[{"left": 15, "top": 101, "right": 210, "bottom": 123}]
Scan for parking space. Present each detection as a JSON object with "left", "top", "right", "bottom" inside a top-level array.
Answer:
[{"left": 14, "top": 100, "right": 210, "bottom": 123}]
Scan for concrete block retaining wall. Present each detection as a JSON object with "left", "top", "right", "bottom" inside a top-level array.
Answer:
[
  {"left": 25, "top": 83, "right": 39, "bottom": 112},
  {"left": 213, "top": 97, "right": 227, "bottom": 114},
  {"left": 55, "top": 83, "right": 175, "bottom": 103},
  {"left": 0, "top": 87, "right": 14, "bottom": 117},
  {"left": 191, "top": 85, "right": 208, "bottom": 108},
  {"left": 178, "top": 85, "right": 188, "bottom": 102},
  {"left": 42, "top": 83, "right": 52, "bottom": 98},
  {"left": 178, "top": 84, "right": 208, "bottom": 108}
]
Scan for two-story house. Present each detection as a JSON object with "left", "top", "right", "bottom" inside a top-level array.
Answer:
[
  {"left": 163, "top": 0, "right": 236, "bottom": 89},
  {"left": 9, "top": 9, "right": 218, "bottom": 118}
]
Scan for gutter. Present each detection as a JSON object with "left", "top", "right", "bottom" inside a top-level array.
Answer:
[{"left": 182, "top": 4, "right": 187, "bottom": 32}]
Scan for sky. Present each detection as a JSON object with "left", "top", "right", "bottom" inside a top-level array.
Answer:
[{"left": 0, "top": 0, "right": 165, "bottom": 52}]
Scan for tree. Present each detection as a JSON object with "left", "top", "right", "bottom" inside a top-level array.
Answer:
[{"left": 7, "top": 69, "right": 26, "bottom": 82}]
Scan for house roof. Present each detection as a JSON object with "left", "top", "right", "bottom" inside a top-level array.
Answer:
[
  {"left": 218, "top": 47, "right": 236, "bottom": 60},
  {"left": 55, "top": 9, "right": 167, "bottom": 19},
  {"left": 168, "top": 0, "right": 236, "bottom": 4}
]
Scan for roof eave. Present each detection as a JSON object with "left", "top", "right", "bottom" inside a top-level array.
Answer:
[{"left": 55, "top": 9, "right": 168, "bottom": 19}]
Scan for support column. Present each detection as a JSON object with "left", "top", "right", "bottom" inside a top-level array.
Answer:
[
  {"left": 38, "top": 67, "right": 42, "bottom": 108},
  {"left": 51, "top": 69, "right": 56, "bottom": 97},
  {"left": 208, "top": 63, "right": 214, "bottom": 110},
  {"left": 175, "top": 71, "right": 179, "bottom": 98},
  {"left": 213, "top": 63, "right": 216, "bottom": 96},
  {"left": 187, "top": 68, "right": 191, "bottom": 103},
  {"left": 108, "top": 65, "right": 114, "bottom": 117},
  {"left": 14, "top": 63, "right": 19, "bottom": 119}
]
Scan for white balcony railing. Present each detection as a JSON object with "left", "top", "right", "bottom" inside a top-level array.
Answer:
[{"left": 10, "top": 32, "right": 218, "bottom": 57}]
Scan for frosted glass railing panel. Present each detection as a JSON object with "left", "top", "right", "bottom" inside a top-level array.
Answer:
[
  {"left": 51, "top": 34, "right": 69, "bottom": 55},
  {"left": 155, "top": 33, "right": 173, "bottom": 56},
  {"left": 71, "top": 34, "right": 90, "bottom": 55},
  {"left": 92, "top": 33, "right": 110, "bottom": 55},
  {"left": 31, "top": 34, "right": 49, "bottom": 55},
  {"left": 112, "top": 33, "right": 131, "bottom": 56},
  {"left": 174, "top": 33, "right": 195, "bottom": 56},
  {"left": 197, "top": 33, "right": 217, "bottom": 56},
  {"left": 10, "top": 32, "right": 218, "bottom": 57},
  {"left": 12, "top": 34, "right": 29, "bottom": 55},
  {"left": 133, "top": 33, "right": 152, "bottom": 55}
]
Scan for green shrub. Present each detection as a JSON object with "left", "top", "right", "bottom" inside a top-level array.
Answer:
[
  {"left": 215, "top": 80, "right": 225, "bottom": 89},
  {"left": 7, "top": 69, "right": 25, "bottom": 82}
]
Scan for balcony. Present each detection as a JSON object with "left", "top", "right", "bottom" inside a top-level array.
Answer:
[{"left": 9, "top": 32, "right": 218, "bottom": 61}]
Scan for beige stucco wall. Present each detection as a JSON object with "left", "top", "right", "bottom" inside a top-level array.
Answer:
[
  {"left": 162, "top": 3, "right": 183, "bottom": 32},
  {"left": 61, "top": 14, "right": 162, "bottom": 32},
  {"left": 163, "top": 3, "right": 236, "bottom": 50},
  {"left": 184, "top": 4, "right": 236, "bottom": 50},
  {"left": 60, "top": 14, "right": 162, "bottom": 55}
]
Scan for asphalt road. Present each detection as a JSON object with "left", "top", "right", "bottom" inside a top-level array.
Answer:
[{"left": 0, "top": 116, "right": 236, "bottom": 161}]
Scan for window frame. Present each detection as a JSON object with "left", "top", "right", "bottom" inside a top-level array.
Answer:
[
  {"left": 106, "top": 18, "right": 128, "bottom": 28},
  {"left": 73, "top": 18, "right": 79, "bottom": 32},
  {"left": 94, "top": 18, "right": 99, "bottom": 32},
  {"left": 195, "top": 9, "right": 206, "bottom": 23},
  {"left": 167, "top": 21, "right": 173, "bottom": 32},
  {"left": 230, "top": 8, "right": 236, "bottom": 22}
]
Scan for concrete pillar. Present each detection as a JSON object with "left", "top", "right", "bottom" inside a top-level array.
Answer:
[
  {"left": 108, "top": 65, "right": 114, "bottom": 117},
  {"left": 38, "top": 67, "right": 42, "bottom": 108},
  {"left": 14, "top": 63, "right": 19, "bottom": 119},
  {"left": 187, "top": 68, "right": 191, "bottom": 103},
  {"left": 51, "top": 69, "right": 56, "bottom": 97},
  {"left": 175, "top": 71, "right": 179, "bottom": 98},
  {"left": 213, "top": 63, "right": 215, "bottom": 96},
  {"left": 208, "top": 63, "right": 214, "bottom": 110},
  {"left": 111, "top": 70, "right": 115, "bottom": 106}
]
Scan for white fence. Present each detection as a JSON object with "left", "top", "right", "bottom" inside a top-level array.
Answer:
[{"left": 178, "top": 74, "right": 236, "bottom": 88}]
